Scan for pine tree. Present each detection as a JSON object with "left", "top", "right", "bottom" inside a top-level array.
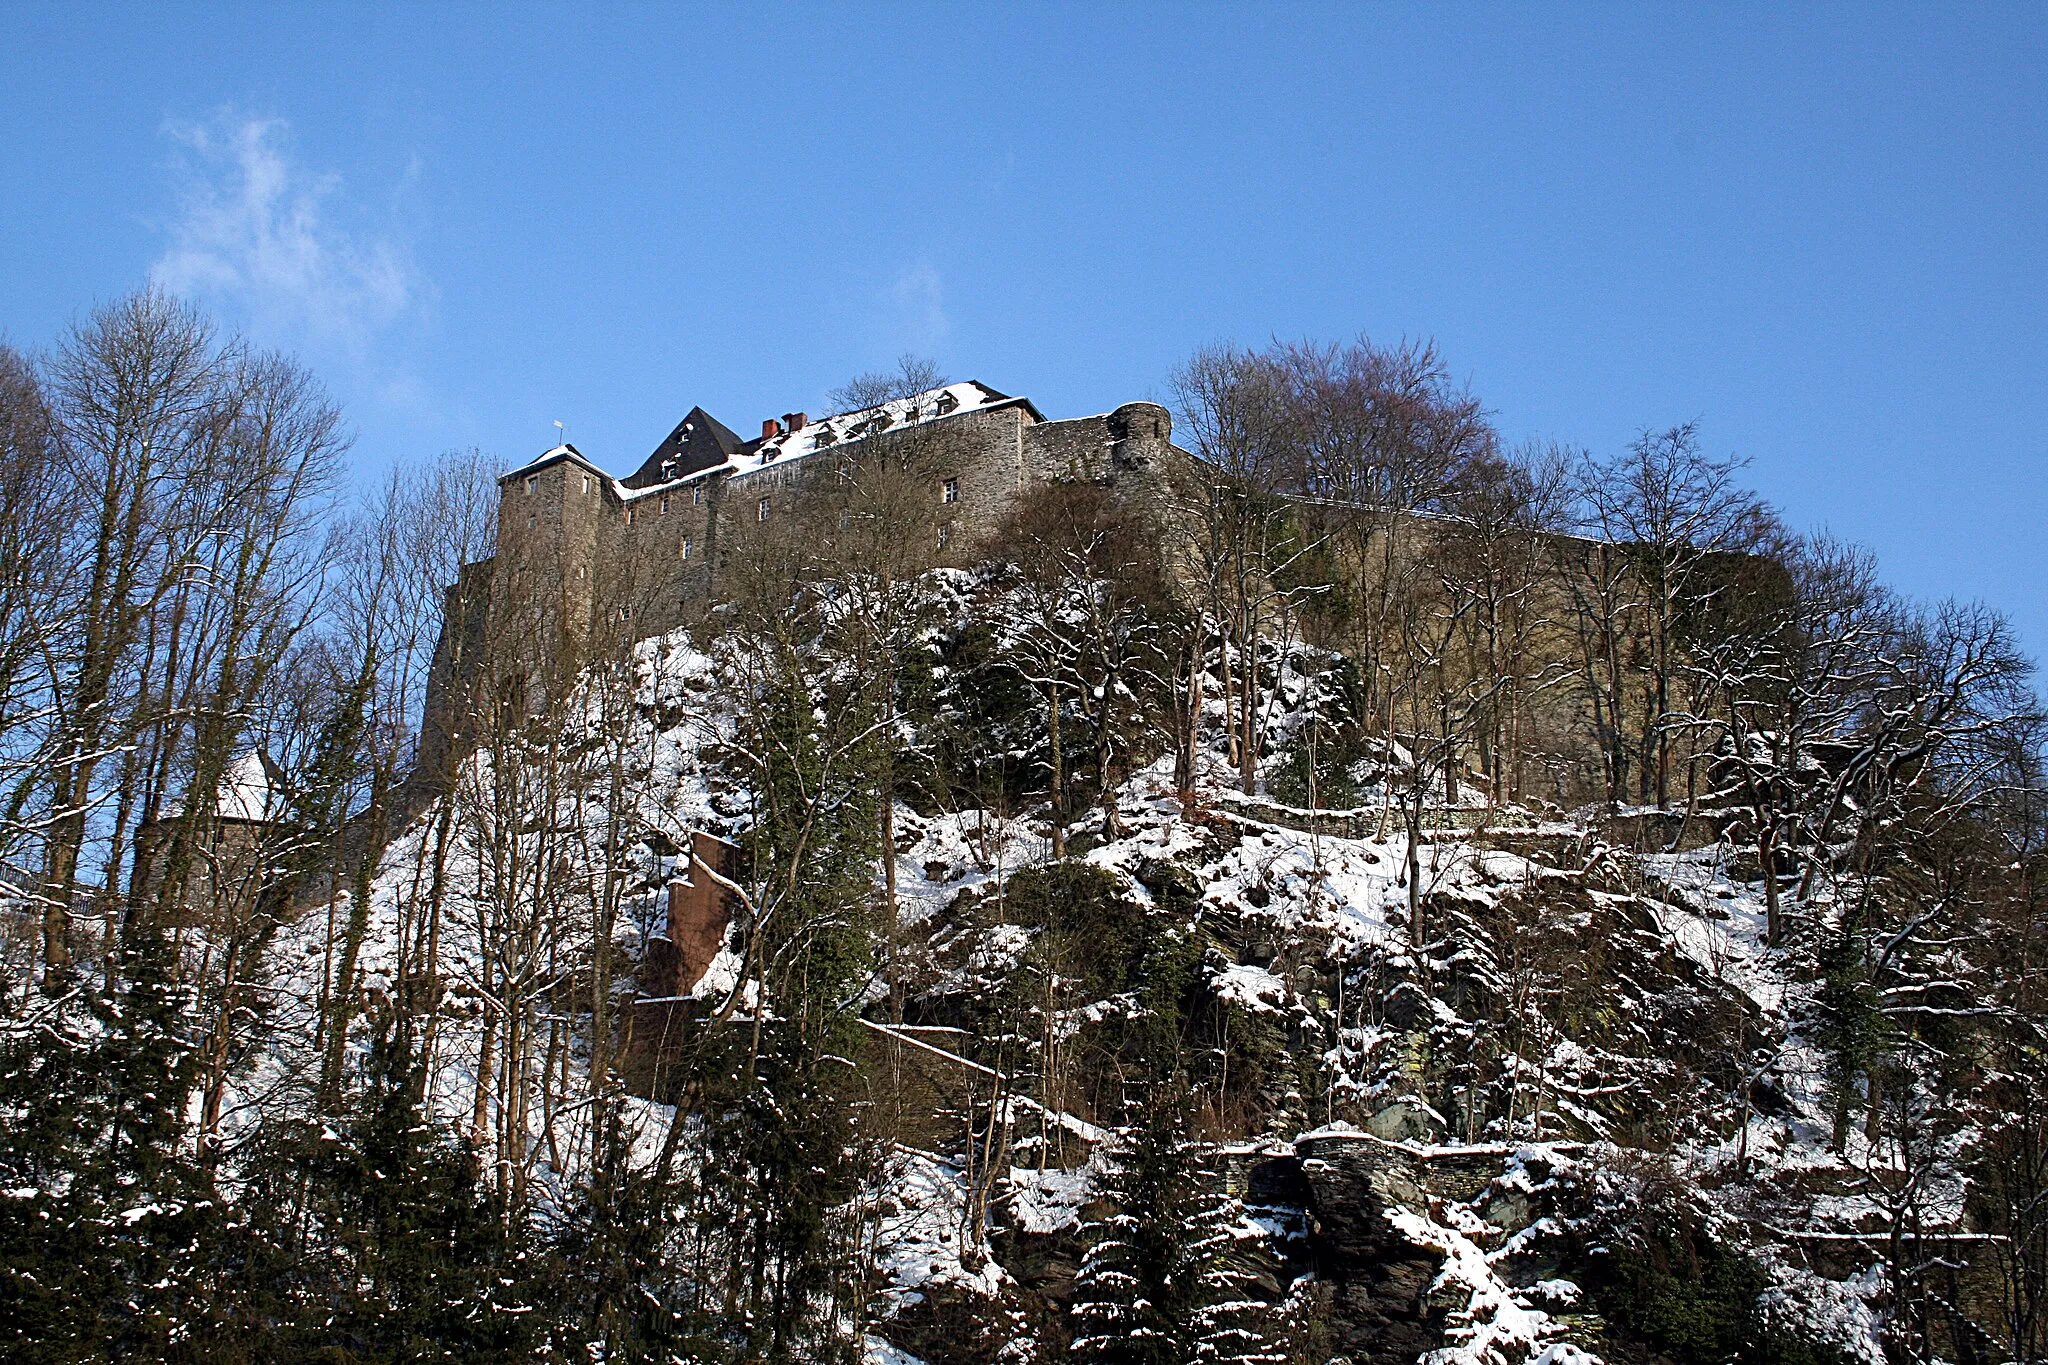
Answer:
[
  {"left": 1184, "top": 1156, "right": 1287, "bottom": 1365},
  {"left": 0, "top": 939, "right": 218, "bottom": 1361},
  {"left": 1068, "top": 1094, "right": 1203, "bottom": 1365},
  {"left": 232, "top": 1017, "right": 552, "bottom": 1361},
  {"left": 1069, "top": 1123, "right": 1291, "bottom": 1365}
]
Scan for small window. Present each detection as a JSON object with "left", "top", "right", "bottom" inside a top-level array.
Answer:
[
  {"left": 691, "top": 485, "right": 704, "bottom": 506},
  {"left": 660, "top": 493, "right": 670, "bottom": 516},
  {"left": 757, "top": 497, "right": 771, "bottom": 522},
  {"left": 680, "top": 536, "right": 692, "bottom": 560},
  {"left": 527, "top": 514, "right": 536, "bottom": 529},
  {"left": 937, "top": 523, "right": 951, "bottom": 548},
  {"left": 525, "top": 476, "right": 538, "bottom": 494},
  {"left": 625, "top": 505, "right": 637, "bottom": 526},
  {"left": 942, "top": 477, "right": 959, "bottom": 504},
  {"left": 617, "top": 605, "right": 630, "bottom": 622},
  {"left": 576, "top": 565, "right": 587, "bottom": 580},
  {"left": 581, "top": 474, "right": 593, "bottom": 494}
]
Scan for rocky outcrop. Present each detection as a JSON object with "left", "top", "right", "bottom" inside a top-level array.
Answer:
[{"left": 1292, "top": 1132, "right": 1450, "bottom": 1364}]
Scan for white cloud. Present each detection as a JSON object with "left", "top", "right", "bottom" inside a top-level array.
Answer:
[
  {"left": 151, "top": 114, "right": 424, "bottom": 349},
  {"left": 891, "top": 261, "right": 950, "bottom": 346}
]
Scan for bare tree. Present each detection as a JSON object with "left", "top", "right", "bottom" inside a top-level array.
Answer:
[
  {"left": 1168, "top": 344, "right": 1324, "bottom": 794},
  {"left": 0, "top": 346, "right": 67, "bottom": 919},
  {"left": 1576, "top": 424, "right": 1775, "bottom": 809},
  {"left": 827, "top": 354, "right": 947, "bottom": 415}
]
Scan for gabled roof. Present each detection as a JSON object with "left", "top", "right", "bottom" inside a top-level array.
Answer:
[
  {"left": 159, "top": 750, "right": 288, "bottom": 825},
  {"left": 623, "top": 407, "right": 747, "bottom": 489},
  {"left": 217, "top": 751, "right": 287, "bottom": 824},
  {"left": 499, "top": 442, "right": 609, "bottom": 485}
]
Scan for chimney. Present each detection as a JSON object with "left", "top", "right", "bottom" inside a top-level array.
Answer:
[
  {"left": 784, "top": 412, "right": 808, "bottom": 433},
  {"left": 761, "top": 418, "right": 782, "bottom": 441}
]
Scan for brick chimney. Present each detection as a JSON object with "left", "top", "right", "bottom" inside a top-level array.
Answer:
[
  {"left": 784, "top": 412, "right": 808, "bottom": 433},
  {"left": 761, "top": 418, "right": 782, "bottom": 441}
]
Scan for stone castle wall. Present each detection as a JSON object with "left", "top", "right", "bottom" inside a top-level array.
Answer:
[
  {"left": 500, "top": 397, "right": 1183, "bottom": 645},
  {"left": 411, "top": 392, "right": 1192, "bottom": 791}
]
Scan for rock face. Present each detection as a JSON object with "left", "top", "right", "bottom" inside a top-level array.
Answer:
[{"left": 1292, "top": 1133, "right": 1449, "bottom": 1364}]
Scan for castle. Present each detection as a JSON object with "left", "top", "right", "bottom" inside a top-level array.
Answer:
[{"left": 418, "top": 381, "right": 1192, "bottom": 782}]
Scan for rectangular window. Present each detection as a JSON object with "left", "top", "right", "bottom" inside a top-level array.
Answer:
[
  {"left": 527, "top": 514, "right": 536, "bottom": 529},
  {"left": 625, "top": 505, "right": 637, "bottom": 526},
  {"left": 680, "top": 536, "right": 692, "bottom": 560},
  {"left": 937, "top": 522, "right": 951, "bottom": 548},
  {"left": 525, "top": 476, "right": 537, "bottom": 494},
  {"left": 942, "top": 477, "right": 959, "bottom": 504},
  {"left": 660, "top": 493, "right": 670, "bottom": 515},
  {"left": 617, "top": 605, "right": 630, "bottom": 622},
  {"left": 581, "top": 474, "right": 593, "bottom": 494},
  {"left": 757, "top": 496, "right": 771, "bottom": 522},
  {"left": 691, "top": 485, "right": 703, "bottom": 506}
]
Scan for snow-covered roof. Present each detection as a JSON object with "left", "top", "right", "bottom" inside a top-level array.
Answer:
[
  {"left": 621, "top": 381, "right": 1032, "bottom": 498},
  {"left": 217, "top": 751, "right": 286, "bottom": 823},
  {"left": 161, "top": 751, "right": 287, "bottom": 824},
  {"left": 500, "top": 382, "right": 1039, "bottom": 500},
  {"left": 733, "top": 381, "right": 1022, "bottom": 474},
  {"left": 499, "top": 442, "right": 607, "bottom": 485}
]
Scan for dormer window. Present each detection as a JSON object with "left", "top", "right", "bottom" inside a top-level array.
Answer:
[{"left": 942, "top": 477, "right": 959, "bottom": 504}]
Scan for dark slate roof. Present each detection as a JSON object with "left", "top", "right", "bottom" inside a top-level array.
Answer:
[{"left": 622, "top": 407, "right": 747, "bottom": 489}]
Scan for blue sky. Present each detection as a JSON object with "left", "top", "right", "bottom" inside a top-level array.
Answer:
[{"left": 3, "top": 5, "right": 2043, "bottom": 659}]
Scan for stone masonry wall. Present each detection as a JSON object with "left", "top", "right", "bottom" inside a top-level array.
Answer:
[{"left": 413, "top": 394, "right": 1192, "bottom": 789}]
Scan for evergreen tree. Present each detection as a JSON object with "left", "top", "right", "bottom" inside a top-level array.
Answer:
[
  {"left": 1184, "top": 1164, "right": 1288, "bottom": 1365},
  {"left": 1069, "top": 1121, "right": 1290, "bottom": 1365},
  {"left": 1815, "top": 923, "right": 1885, "bottom": 1151},
  {"left": 234, "top": 1018, "right": 551, "bottom": 1362},
  {"left": 1070, "top": 1100, "right": 1201, "bottom": 1365},
  {"left": 0, "top": 940, "right": 217, "bottom": 1361}
]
